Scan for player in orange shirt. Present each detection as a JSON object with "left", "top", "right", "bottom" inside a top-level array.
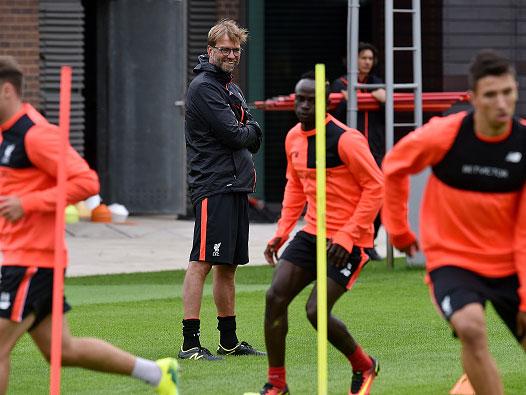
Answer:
[
  {"left": 258, "top": 71, "right": 383, "bottom": 395},
  {"left": 0, "top": 56, "right": 177, "bottom": 395},
  {"left": 382, "top": 50, "right": 526, "bottom": 395}
]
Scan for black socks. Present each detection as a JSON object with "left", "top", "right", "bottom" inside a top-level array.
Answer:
[
  {"left": 217, "top": 315, "right": 238, "bottom": 349},
  {"left": 182, "top": 318, "right": 201, "bottom": 350},
  {"left": 183, "top": 316, "right": 239, "bottom": 350}
]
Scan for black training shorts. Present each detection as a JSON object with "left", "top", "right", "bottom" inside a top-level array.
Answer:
[
  {"left": 429, "top": 265, "right": 521, "bottom": 341},
  {"left": 0, "top": 266, "right": 71, "bottom": 331},
  {"left": 190, "top": 192, "right": 249, "bottom": 265},
  {"left": 280, "top": 231, "right": 369, "bottom": 290}
]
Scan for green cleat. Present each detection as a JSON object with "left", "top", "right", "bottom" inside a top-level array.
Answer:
[{"left": 155, "top": 358, "right": 179, "bottom": 395}]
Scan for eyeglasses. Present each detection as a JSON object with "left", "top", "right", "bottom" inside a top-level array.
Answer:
[{"left": 211, "top": 46, "right": 242, "bottom": 56}]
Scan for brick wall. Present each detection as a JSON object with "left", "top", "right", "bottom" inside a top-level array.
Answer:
[{"left": 0, "top": 0, "right": 40, "bottom": 107}]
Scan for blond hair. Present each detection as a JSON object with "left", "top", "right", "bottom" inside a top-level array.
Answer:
[
  {"left": 0, "top": 55, "right": 23, "bottom": 96},
  {"left": 208, "top": 19, "right": 248, "bottom": 47}
]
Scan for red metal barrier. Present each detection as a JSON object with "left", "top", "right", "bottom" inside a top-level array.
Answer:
[{"left": 253, "top": 92, "right": 469, "bottom": 113}]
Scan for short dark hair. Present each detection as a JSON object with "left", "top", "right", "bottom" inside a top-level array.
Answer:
[
  {"left": 0, "top": 55, "right": 23, "bottom": 96},
  {"left": 297, "top": 70, "right": 330, "bottom": 100},
  {"left": 299, "top": 70, "right": 329, "bottom": 87},
  {"left": 300, "top": 70, "right": 315, "bottom": 80},
  {"left": 358, "top": 42, "right": 379, "bottom": 65},
  {"left": 468, "top": 50, "right": 515, "bottom": 91}
]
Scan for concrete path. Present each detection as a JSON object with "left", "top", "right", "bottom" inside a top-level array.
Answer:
[
  {"left": 65, "top": 216, "right": 400, "bottom": 277},
  {"left": 66, "top": 216, "right": 275, "bottom": 277}
]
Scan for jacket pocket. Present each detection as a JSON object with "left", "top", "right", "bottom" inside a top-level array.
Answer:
[
  {"left": 231, "top": 153, "right": 238, "bottom": 179},
  {"left": 232, "top": 149, "right": 255, "bottom": 188}
]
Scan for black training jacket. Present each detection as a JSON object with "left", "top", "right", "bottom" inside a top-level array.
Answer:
[
  {"left": 185, "top": 55, "right": 262, "bottom": 205},
  {"left": 330, "top": 74, "right": 385, "bottom": 165}
]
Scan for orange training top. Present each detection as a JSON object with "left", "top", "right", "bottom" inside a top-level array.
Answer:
[
  {"left": 274, "top": 114, "right": 384, "bottom": 252},
  {"left": 382, "top": 111, "right": 526, "bottom": 310},
  {"left": 0, "top": 103, "right": 99, "bottom": 268}
]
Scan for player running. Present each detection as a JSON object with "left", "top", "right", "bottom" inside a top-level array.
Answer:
[
  {"left": 382, "top": 50, "right": 526, "bottom": 395},
  {"left": 0, "top": 56, "right": 178, "bottom": 395},
  {"left": 258, "top": 71, "right": 383, "bottom": 395}
]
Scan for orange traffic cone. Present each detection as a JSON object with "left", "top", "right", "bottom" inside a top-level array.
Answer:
[
  {"left": 450, "top": 374, "right": 475, "bottom": 395},
  {"left": 91, "top": 204, "right": 112, "bottom": 223}
]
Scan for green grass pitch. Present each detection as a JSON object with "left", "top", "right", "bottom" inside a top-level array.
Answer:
[{"left": 9, "top": 260, "right": 525, "bottom": 394}]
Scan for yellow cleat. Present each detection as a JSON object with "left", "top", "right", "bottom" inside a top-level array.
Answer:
[{"left": 155, "top": 358, "right": 179, "bottom": 395}]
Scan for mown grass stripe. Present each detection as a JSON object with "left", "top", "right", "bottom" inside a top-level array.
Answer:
[{"left": 8, "top": 263, "right": 525, "bottom": 394}]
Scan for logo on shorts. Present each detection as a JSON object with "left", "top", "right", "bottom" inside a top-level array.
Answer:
[
  {"left": 213, "top": 242, "right": 222, "bottom": 257},
  {"left": 1, "top": 144, "right": 15, "bottom": 165},
  {"left": 0, "top": 292, "right": 10, "bottom": 310},
  {"left": 505, "top": 151, "right": 522, "bottom": 163},
  {"left": 340, "top": 262, "right": 353, "bottom": 278},
  {"left": 441, "top": 295, "right": 453, "bottom": 317}
]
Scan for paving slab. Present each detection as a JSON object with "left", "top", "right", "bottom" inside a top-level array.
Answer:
[
  {"left": 66, "top": 216, "right": 276, "bottom": 277},
  {"left": 63, "top": 215, "right": 401, "bottom": 277}
]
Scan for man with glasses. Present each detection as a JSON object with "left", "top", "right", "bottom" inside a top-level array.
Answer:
[{"left": 180, "top": 19, "right": 265, "bottom": 360}]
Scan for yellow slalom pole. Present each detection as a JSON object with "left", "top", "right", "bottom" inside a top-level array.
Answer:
[{"left": 315, "top": 64, "right": 328, "bottom": 395}]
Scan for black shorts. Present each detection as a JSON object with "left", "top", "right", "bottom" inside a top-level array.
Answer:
[
  {"left": 429, "top": 266, "right": 521, "bottom": 341},
  {"left": 280, "top": 231, "right": 369, "bottom": 290},
  {"left": 190, "top": 192, "right": 249, "bottom": 265},
  {"left": 0, "top": 266, "right": 71, "bottom": 331}
]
